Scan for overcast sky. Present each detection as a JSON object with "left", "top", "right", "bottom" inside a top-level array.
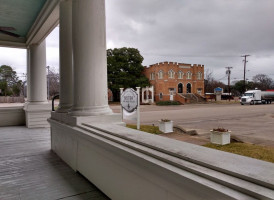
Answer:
[{"left": 1, "top": 0, "right": 274, "bottom": 83}]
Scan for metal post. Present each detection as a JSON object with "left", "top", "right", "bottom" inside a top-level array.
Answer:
[
  {"left": 120, "top": 88, "right": 124, "bottom": 121},
  {"left": 136, "top": 87, "right": 140, "bottom": 130}
]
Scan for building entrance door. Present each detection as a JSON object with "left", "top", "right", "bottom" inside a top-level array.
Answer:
[
  {"left": 187, "top": 83, "right": 191, "bottom": 93},
  {"left": 178, "top": 83, "right": 183, "bottom": 93}
]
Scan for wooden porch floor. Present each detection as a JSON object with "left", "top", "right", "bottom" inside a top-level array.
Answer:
[{"left": 0, "top": 126, "right": 110, "bottom": 200}]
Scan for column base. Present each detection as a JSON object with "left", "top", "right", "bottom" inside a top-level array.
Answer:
[
  {"left": 51, "top": 111, "right": 124, "bottom": 127},
  {"left": 69, "top": 105, "right": 113, "bottom": 116},
  {"left": 24, "top": 102, "right": 51, "bottom": 128},
  {"left": 56, "top": 104, "right": 73, "bottom": 113}
]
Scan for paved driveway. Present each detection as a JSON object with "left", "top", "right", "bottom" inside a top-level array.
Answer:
[{"left": 111, "top": 103, "right": 274, "bottom": 147}]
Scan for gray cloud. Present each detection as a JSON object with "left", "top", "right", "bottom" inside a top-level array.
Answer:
[
  {"left": 106, "top": 0, "right": 274, "bottom": 81},
  {"left": 1, "top": 0, "right": 273, "bottom": 83}
]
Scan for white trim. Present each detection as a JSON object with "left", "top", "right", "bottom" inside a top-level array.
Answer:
[
  {"left": 197, "top": 71, "right": 203, "bottom": 80},
  {"left": 186, "top": 71, "right": 192, "bottom": 79},
  {"left": 26, "top": 0, "right": 60, "bottom": 45},
  {"left": 158, "top": 70, "right": 163, "bottom": 79},
  {"left": 49, "top": 118, "right": 274, "bottom": 200},
  {"left": 0, "top": 40, "right": 27, "bottom": 49},
  {"left": 178, "top": 70, "right": 184, "bottom": 79},
  {"left": 168, "top": 69, "right": 175, "bottom": 79}
]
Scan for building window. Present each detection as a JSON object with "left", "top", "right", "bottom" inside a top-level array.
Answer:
[
  {"left": 158, "top": 70, "right": 163, "bottom": 79},
  {"left": 197, "top": 88, "right": 202, "bottom": 95},
  {"left": 159, "top": 93, "right": 163, "bottom": 100},
  {"left": 168, "top": 70, "right": 175, "bottom": 79},
  {"left": 197, "top": 72, "right": 202, "bottom": 80},
  {"left": 178, "top": 71, "right": 184, "bottom": 79},
  {"left": 150, "top": 72, "right": 155, "bottom": 80},
  {"left": 169, "top": 88, "right": 175, "bottom": 95},
  {"left": 186, "top": 71, "right": 192, "bottom": 79}
]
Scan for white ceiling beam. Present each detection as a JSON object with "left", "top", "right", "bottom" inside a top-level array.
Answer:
[{"left": 26, "top": 0, "right": 60, "bottom": 46}]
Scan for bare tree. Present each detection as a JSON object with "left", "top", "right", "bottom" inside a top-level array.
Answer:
[
  {"left": 252, "top": 74, "right": 273, "bottom": 90},
  {"left": 204, "top": 68, "right": 225, "bottom": 93},
  {"left": 47, "top": 67, "right": 60, "bottom": 99}
]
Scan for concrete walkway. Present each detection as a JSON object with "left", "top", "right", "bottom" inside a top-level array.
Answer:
[{"left": 0, "top": 126, "right": 109, "bottom": 200}]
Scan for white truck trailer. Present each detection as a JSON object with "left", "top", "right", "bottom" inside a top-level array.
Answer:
[{"left": 240, "top": 90, "right": 274, "bottom": 105}]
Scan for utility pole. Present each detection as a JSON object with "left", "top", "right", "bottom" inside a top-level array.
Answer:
[
  {"left": 241, "top": 55, "right": 250, "bottom": 92},
  {"left": 225, "top": 67, "right": 233, "bottom": 101},
  {"left": 46, "top": 66, "right": 50, "bottom": 100}
]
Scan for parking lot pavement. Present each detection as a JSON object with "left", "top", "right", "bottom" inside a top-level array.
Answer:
[
  {"left": 111, "top": 103, "right": 274, "bottom": 147},
  {"left": 1, "top": 103, "right": 273, "bottom": 147}
]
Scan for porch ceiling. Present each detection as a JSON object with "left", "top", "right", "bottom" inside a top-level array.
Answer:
[{"left": 0, "top": 0, "right": 60, "bottom": 48}]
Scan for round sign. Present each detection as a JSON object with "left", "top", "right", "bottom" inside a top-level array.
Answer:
[{"left": 121, "top": 88, "right": 138, "bottom": 113}]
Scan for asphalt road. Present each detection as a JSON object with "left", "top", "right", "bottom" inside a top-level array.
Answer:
[{"left": 111, "top": 103, "right": 274, "bottom": 147}]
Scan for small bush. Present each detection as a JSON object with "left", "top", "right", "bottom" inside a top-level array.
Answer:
[
  {"left": 126, "top": 124, "right": 163, "bottom": 135},
  {"left": 156, "top": 101, "right": 181, "bottom": 106}
]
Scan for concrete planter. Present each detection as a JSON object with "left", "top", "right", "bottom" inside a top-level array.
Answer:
[
  {"left": 210, "top": 130, "right": 231, "bottom": 145},
  {"left": 159, "top": 120, "right": 173, "bottom": 133}
]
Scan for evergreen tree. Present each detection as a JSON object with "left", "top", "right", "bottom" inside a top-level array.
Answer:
[{"left": 107, "top": 47, "right": 150, "bottom": 101}]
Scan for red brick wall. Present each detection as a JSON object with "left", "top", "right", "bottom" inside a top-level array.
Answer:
[{"left": 143, "top": 62, "right": 204, "bottom": 102}]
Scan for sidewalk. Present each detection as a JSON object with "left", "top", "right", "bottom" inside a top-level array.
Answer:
[{"left": 0, "top": 103, "right": 24, "bottom": 107}]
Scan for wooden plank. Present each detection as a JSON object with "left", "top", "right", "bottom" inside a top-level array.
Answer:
[{"left": 0, "top": 126, "right": 110, "bottom": 200}]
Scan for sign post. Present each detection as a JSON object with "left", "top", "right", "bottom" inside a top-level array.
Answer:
[
  {"left": 136, "top": 87, "right": 140, "bottom": 130},
  {"left": 120, "top": 88, "right": 140, "bottom": 130},
  {"left": 120, "top": 88, "right": 124, "bottom": 121}
]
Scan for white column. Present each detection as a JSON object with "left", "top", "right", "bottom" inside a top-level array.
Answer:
[
  {"left": 26, "top": 48, "right": 31, "bottom": 100},
  {"left": 151, "top": 86, "right": 154, "bottom": 103},
  {"left": 24, "top": 40, "right": 51, "bottom": 128},
  {"left": 70, "top": 0, "right": 112, "bottom": 116},
  {"left": 56, "top": 0, "right": 73, "bottom": 113},
  {"left": 28, "top": 41, "right": 47, "bottom": 102}
]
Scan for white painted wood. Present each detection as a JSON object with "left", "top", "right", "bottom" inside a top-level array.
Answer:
[
  {"left": 24, "top": 40, "right": 51, "bottom": 128},
  {"left": 70, "top": 0, "right": 112, "bottom": 116},
  {"left": 49, "top": 117, "right": 274, "bottom": 200},
  {"left": 27, "top": 40, "right": 47, "bottom": 102},
  {"left": 0, "top": 107, "right": 25, "bottom": 126},
  {"left": 0, "top": 126, "right": 109, "bottom": 200},
  {"left": 56, "top": 0, "right": 73, "bottom": 113}
]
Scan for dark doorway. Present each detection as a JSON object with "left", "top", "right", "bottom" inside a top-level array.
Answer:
[
  {"left": 178, "top": 83, "right": 183, "bottom": 93},
  {"left": 187, "top": 83, "right": 191, "bottom": 93}
]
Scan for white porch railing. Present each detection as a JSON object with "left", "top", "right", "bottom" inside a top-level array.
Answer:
[{"left": 49, "top": 114, "right": 274, "bottom": 200}]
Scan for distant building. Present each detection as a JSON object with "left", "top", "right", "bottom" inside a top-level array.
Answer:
[{"left": 143, "top": 61, "right": 204, "bottom": 103}]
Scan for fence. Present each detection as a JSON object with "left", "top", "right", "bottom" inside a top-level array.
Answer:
[{"left": 0, "top": 96, "right": 25, "bottom": 103}]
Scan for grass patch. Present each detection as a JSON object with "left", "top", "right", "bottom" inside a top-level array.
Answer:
[
  {"left": 126, "top": 124, "right": 162, "bottom": 135},
  {"left": 156, "top": 101, "right": 181, "bottom": 106},
  {"left": 204, "top": 143, "right": 274, "bottom": 163}
]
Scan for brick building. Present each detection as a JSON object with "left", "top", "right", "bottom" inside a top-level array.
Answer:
[{"left": 143, "top": 62, "right": 204, "bottom": 103}]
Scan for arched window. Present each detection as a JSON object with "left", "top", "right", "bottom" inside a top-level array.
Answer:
[
  {"left": 168, "top": 69, "right": 175, "bottom": 79},
  {"left": 197, "top": 72, "right": 202, "bottom": 80},
  {"left": 178, "top": 71, "right": 184, "bottom": 79},
  {"left": 158, "top": 70, "right": 163, "bottom": 79},
  {"left": 150, "top": 72, "right": 155, "bottom": 80},
  {"left": 187, "top": 83, "right": 192, "bottom": 93},
  {"left": 186, "top": 71, "right": 192, "bottom": 79},
  {"left": 178, "top": 83, "right": 183, "bottom": 93}
]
